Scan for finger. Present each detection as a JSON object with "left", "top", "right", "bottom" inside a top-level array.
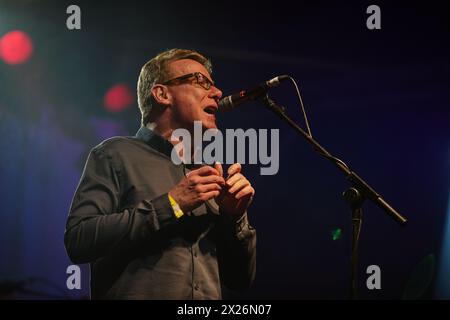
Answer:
[
  {"left": 214, "top": 162, "right": 223, "bottom": 177},
  {"left": 196, "top": 175, "right": 225, "bottom": 186},
  {"left": 236, "top": 185, "right": 255, "bottom": 200},
  {"left": 195, "top": 183, "right": 222, "bottom": 193},
  {"left": 191, "top": 165, "right": 221, "bottom": 177},
  {"left": 235, "top": 191, "right": 254, "bottom": 213},
  {"left": 227, "top": 163, "right": 241, "bottom": 178},
  {"left": 228, "top": 178, "right": 250, "bottom": 194},
  {"left": 226, "top": 173, "right": 244, "bottom": 187},
  {"left": 201, "top": 190, "right": 220, "bottom": 201}
]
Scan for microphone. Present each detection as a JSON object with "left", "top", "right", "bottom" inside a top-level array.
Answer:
[{"left": 218, "top": 75, "right": 289, "bottom": 112}]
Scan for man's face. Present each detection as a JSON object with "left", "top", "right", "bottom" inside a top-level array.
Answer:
[{"left": 165, "top": 59, "right": 222, "bottom": 132}]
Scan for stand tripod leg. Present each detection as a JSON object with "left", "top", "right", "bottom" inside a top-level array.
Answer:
[{"left": 343, "top": 187, "right": 364, "bottom": 300}]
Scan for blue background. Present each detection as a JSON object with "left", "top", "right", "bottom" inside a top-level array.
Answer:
[{"left": 0, "top": 0, "right": 449, "bottom": 299}]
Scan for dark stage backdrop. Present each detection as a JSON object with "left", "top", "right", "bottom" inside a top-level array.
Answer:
[{"left": 0, "top": 0, "right": 449, "bottom": 299}]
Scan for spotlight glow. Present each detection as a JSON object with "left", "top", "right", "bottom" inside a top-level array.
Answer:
[
  {"left": 103, "top": 84, "right": 134, "bottom": 113},
  {"left": 0, "top": 30, "right": 33, "bottom": 65}
]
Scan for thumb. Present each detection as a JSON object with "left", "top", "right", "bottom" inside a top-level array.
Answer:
[{"left": 214, "top": 162, "right": 223, "bottom": 177}]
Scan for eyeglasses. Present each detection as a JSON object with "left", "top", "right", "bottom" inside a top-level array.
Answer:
[{"left": 162, "top": 72, "right": 215, "bottom": 90}]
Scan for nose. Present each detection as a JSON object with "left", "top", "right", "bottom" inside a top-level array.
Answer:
[{"left": 209, "top": 85, "right": 222, "bottom": 101}]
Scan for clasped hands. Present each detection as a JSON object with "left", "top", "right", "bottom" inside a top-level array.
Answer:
[{"left": 169, "top": 163, "right": 254, "bottom": 218}]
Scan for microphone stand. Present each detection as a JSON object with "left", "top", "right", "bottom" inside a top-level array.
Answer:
[{"left": 258, "top": 94, "right": 407, "bottom": 299}]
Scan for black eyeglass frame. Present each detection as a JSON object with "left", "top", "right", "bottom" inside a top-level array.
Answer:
[{"left": 162, "top": 72, "right": 215, "bottom": 90}]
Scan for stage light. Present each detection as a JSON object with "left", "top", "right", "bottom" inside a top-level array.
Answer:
[
  {"left": 0, "top": 30, "right": 33, "bottom": 65},
  {"left": 435, "top": 187, "right": 450, "bottom": 298},
  {"left": 103, "top": 84, "right": 134, "bottom": 113}
]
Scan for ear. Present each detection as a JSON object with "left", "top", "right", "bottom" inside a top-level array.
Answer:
[{"left": 151, "top": 84, "right": 172, "bottom": 107}]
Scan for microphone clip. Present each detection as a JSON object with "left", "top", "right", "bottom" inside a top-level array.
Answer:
[{"left": 259, "top": 93, "right": 286, "bottom": 115}]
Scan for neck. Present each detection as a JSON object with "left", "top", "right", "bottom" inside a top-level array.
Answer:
[
  {"left": 146, "top": 122, "right": 173, "bottom": 143},
  {"left": 147, "top": 122, "right": 198, "bottom": 163}
]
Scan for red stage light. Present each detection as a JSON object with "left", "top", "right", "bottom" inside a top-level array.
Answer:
[
  {"left": 103, "top": 84, "right": 134, "bottom": 112},
  {"left": 0, "top": 30, "right": 33, "bottom": 65}
]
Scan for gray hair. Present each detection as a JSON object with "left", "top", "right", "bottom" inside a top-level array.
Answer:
[{"left": 137, "top": 48, "right": 212, "bottom": 126}]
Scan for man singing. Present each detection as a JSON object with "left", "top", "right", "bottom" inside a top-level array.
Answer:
[{"left": 64, "top": 49, "right": 257, "bottom": 299}]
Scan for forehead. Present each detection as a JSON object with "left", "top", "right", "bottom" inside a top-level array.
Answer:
[{"left": 167, "top": 59, "right": 211, "bottom": 79}]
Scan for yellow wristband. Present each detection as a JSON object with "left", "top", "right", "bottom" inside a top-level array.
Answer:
[{"left": 168, "top": 194, "right": 184, "bottom": 219}]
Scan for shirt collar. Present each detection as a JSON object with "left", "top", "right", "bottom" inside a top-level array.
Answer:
[
  {"left": 136, "top": 124, "right": 205, "bottom": 170},
  {"left": 135, "top": 125, "right": 175, "bottom": 160}
]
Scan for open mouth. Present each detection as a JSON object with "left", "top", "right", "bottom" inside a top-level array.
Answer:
[{"left": 204, "top": 105, "right": 218, "bottom": 115}]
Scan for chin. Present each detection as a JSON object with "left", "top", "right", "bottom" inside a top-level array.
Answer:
[
  {"left": 201, "top": 119, "right": 217, "bottom": 130},
  {"left": 204, "top": 123, "right": 217, "bottom": 130}
]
